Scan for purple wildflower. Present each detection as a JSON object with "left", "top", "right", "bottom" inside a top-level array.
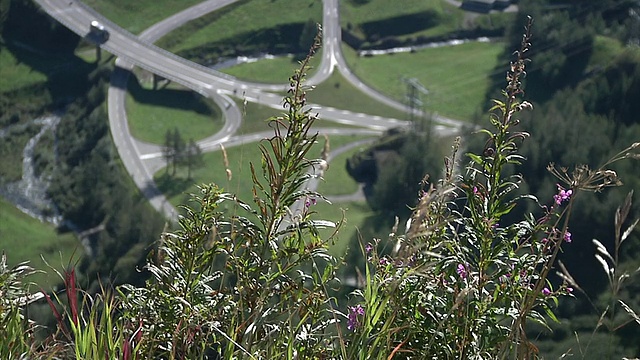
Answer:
[
  {"left": 347, "top": 305, "right": 365, "bottom": 331},
  {"left": 456, "top": 263, "right": 467, "bottom": 279},
  {"left": 564, "top": 231, "right": 572, "bottom": 243},
  {"left": 542, "top": 287, "right": 551, "bottom": 296},
  {"left": 304, "top": 197, "right": 317, "bottom": 208},
  {"left": 553, "top": 185, "right": 573, "bottom": 205},
  {"left": 566, "top": 287, "right": 574, "bottom": 294},
  {"left": 379, "top": 257, "right": 389, "bottom": 266},
  {"left": 365, "top": 243, "right": 373, "bottom": 254}
]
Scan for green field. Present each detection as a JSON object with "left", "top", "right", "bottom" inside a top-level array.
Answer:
[
  {"left": 342, "top": 41, "right": 505, "bottom": 121},
  {"left": 126, "top": 81, "right": 223, "bottom": 144},
  {"left": 0, "top": 199, "right": 81, "bottom": 288},
  {"left": 83, "top": 0, "right": 204, "bottom": 34}
]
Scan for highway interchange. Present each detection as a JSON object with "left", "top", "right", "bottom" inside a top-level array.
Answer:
[{"left": 34, "top": 0, "right": 464, "bottom": 219}]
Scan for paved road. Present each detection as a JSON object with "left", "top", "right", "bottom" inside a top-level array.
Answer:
[{"left": 35, "top": 0, "right": 465, "bottom": 219}]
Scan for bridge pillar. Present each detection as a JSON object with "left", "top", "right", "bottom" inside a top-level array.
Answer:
[{"left": 95, "top": 45, "right": 101, "bottom": 62}]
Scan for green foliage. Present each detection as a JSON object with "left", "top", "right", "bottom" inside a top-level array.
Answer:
[
  {"left": 367, "top": 129, "right": 446, "bottom": 220},
  {"left": 119, "top": 35, "right": 344, "bottom": 359},
  {"left": 343, "top": 20, "right": 640, "bottom": 358},
  {"left": 46, "top": 65, "right": 164, "bottom": 291},
  {"left": 0, "top": 253, "right": 40, "bottom": 359}
]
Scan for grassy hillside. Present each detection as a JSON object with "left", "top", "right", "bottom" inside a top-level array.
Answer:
[
  {"left": 0, "top": 198, "right": 80, "bottom": 288},
  {"left": 158, "top": 0, "right": 322, "bottom": 54},
  {"left": 340, "top": 0, "right": 465, "bottom": 40}
]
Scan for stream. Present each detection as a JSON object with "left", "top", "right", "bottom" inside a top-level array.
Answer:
[{"left": 0, "top": 116, "right": 62, "bottom": 225}]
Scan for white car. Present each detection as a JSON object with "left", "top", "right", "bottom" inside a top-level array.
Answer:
[{"left": 89, "top": 21, "right": 109, "bottom": 42}]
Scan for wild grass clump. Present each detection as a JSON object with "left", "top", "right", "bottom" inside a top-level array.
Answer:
[{"left": 1, "top": 20, "right": 638, "bottom": 359}]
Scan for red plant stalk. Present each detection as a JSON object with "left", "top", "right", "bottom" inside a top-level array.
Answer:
[
  {"left": 64, "top": 268, "right": 79, "bottom": 327},
  {"left": 40, "top": 288, "right": 69, "bottom": 338}
]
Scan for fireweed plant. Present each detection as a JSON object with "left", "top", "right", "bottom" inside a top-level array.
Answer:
[
  {"left": 115, "top": 29, "right": 345, "bottom": 359},
  {"left": 1, "top": 21, "right": 639, "bottom": 360},
  {"left": 344, "top": 17, "right": 639, "bottom": 360}
]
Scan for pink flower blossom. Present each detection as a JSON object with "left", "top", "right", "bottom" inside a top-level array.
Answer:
[
  {"left": 564, "top": 231, "right": 572, "bottom": 243},
  {"left": 542, "top": 287, "right": 551, "bottom": 296},
  {"left": 553, "top": 185, "right": 573, "bottom": 205},
  {"left": 347, "top": 305, "right": 365, "bottom": 331},
  {"left": 304, "top": 197, "right": 317, "bottom": 208},
  {"left": 456, "top": 263, "right": 467, "bottom": 279}
]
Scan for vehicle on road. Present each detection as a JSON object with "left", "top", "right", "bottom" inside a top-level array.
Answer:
[{"left": 89, "top": 20, "right": 109, "bottom": 42}]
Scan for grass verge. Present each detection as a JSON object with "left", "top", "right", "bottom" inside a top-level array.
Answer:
[
  {"left": 221, "top": 52, "right": 322, "bottom": 84},
  {"left": 307, "top": 71, "right": 408, "bottom": 119},
  {"left": 342, "top": 40, "right": 505, "bottom": 121}
]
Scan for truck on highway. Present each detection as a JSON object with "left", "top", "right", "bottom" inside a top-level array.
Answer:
[{"left": 89, "top": 20, "right": 109, "bottom": 42}]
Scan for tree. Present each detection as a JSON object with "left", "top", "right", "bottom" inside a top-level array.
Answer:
[
  {"left": 163, "top": 128, "right": 186, "bottom": 176},
  {"left": 163, "top": 129, "right": 173, "bottom": 173},
  {"left": 184, "top": 138, "right": 204, "bottom": 180}
]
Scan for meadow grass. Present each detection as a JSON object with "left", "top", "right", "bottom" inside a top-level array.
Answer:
[
  {"left": 221, "top": 52, "right": 322, "bottom": 84},
  {"left": 340, "top": 0, "right": 465, "bottom": 40},
  {"left": 125, "top": 82, "right": 223, "bottom": 144},
  {"left": 82, "top": 0, "right": 204, "bottom": 34},
  {"left": 342, "top": 41, "right": 505, "bottom": 121},
  {"left": 161, "top": 0, "right": 322, "bottom": 54},
  {"left": 0, "top": 198, "right": 81, "bottom": 288}
]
